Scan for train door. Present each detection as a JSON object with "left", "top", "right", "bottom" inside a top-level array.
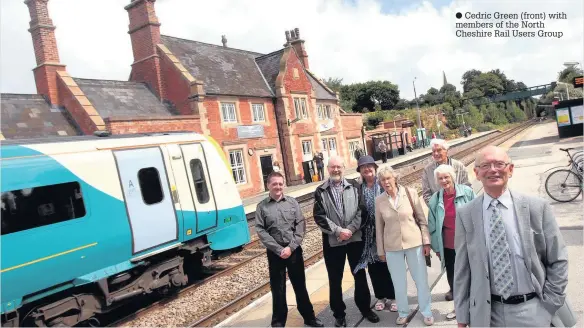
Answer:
[
  {"left": 180, "top": 143, "right": 218, "bottom": 233},
  {"left": 259, "top": 155, "right": 273, "bottom": 191},
  {"left": 114, "top": 147, "right": 178, "bottom": 254}
]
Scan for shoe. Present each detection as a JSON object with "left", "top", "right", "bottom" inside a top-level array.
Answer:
[
  {"left": 446, "top": 309, "right": 456, "bottom": 320},
  {"left": 334, "top": 317, "right": 347, "bottom": 327},
  {"left": 304, "top": 318, "right": 324, "bottom": 327},
  {"left": 364, "top": 311, "right": 380, "bottom": 323},
  {"left": 445, "top": 291, "right": 453, "bottom": 301},
  {"left": 424, "top": 316, "right": 435, "bottom": 326},
  {"left": 396, "top": 316, "right": 408, "bottom": 325}
]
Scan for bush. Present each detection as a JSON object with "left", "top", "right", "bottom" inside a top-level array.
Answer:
[{"left": 476, "top": 124, "right": 493, "bottom": 132}]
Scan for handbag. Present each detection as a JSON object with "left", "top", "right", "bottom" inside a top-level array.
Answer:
[{"left": 404, "top": 187, "right": 432, "bottom": 267}]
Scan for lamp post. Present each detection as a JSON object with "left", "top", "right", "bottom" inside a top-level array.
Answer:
[
  {"left": 413, "top": 77, "right": 423, "bottom": 146},
  {"left": 413, "top": 78, "right": 421, "bottom": 128}
]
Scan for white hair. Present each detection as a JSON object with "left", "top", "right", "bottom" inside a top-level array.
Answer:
[
  {"left": 430, "top": 138, "right": 450, "bottom": 151},
  {"left": 376, "top": 164, "right": 400, "bottom": 182},
  {"left": 434, "top": 164, "right": 456, "bottom": 185}
]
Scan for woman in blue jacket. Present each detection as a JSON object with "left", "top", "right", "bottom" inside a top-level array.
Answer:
[{"left": 427, "top": 164, "right": 475, "bottom": 320}]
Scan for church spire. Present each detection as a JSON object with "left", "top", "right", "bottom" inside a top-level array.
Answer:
[{"left": 443, "top": 71, "right": 448, "bottom": 86}]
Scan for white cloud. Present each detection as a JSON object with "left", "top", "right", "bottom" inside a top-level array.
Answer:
[{"left": 1, "top": 0, "right": 582, "bottom": 100}]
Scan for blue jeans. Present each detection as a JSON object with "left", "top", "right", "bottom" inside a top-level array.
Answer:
[{"left": 385, "top": 246, "right": 432, "bottom": 318}]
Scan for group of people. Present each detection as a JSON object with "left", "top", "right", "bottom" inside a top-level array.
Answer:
[{"left": 255, "top": 138, "right": 568, "bottom": 327}]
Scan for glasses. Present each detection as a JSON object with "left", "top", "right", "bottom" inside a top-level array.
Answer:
[{"left": 477, "top": 162, "right": 510, "bottom": 170}]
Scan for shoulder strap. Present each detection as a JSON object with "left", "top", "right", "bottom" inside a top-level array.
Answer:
[{"left": 404, "top": 187, "right": 417, "bottom": 220}]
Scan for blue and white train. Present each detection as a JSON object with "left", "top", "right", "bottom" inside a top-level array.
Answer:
[{"left": 0, "top": 131, "right": 251, "bottom": 327}]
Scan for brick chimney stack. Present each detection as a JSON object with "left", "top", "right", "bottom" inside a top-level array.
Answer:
[
  {"left": 125, "top": 0, "right": 165, "bottom": 99},
  {"left": 288, "top": 28, "right": 309, "bottom": 69},
  {"left": 25, "top": 0, "right": 66, "bottom": 105}
]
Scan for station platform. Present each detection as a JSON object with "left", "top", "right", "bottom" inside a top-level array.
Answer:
[
  {"left": 242, "top": 130, "right": 497, "bottom": 214},
  {"left": 219, "top": 121, "right": 583, "bottom": 327}
]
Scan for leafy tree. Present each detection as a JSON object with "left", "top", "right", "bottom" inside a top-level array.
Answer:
[{"left": 323, "top": 77, "right": 344, "bottom": 93}]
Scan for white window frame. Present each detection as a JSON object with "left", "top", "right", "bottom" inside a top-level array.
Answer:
[
  {"left": 302, "top": 140, "right": 312, "bottom": 155},
  {"left": 251, "top": 103, "right": 265, "bottom": 122},
  {"left": 317, "top": 104, "right": 323, "bottom": 119},
  {"left": 324, "top": 105, "right": 332, "bottom": 119},
  {"left": 293, "top": 97, "right": 308, "bottom": 119},
  {"left": 328, "top": 138, "right": 337, "bottom": 151},
  {"left": 228, "top": 149, "right": 247, "bottom": 185},
  {"left": 322, "top": 139, "right": 328, "bottom": 151},
  {"left": 349, "top": 140, "right": 359, "bottom": 154},
  {"left": 221, "top": 102, "right": 237, "bottom": 123}
]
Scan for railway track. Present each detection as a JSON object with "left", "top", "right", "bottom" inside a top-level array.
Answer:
[{"left": 109, "top": 121, "right": 533, "bottom": 327}]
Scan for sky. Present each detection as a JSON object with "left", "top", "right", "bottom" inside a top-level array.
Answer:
[{"left": 1, "top": 0, "right": 583, "bottom": 100}]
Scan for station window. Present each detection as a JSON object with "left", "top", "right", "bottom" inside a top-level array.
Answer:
[
  {"left": 138, "top": 167, "right": 164, "bottom": 205},
  {"left": 229, "top": 149, "right": 247, "bottom": 185},
  {"left": 190, "top": 159, "right": 210, "bottom": 204},
  {"left": 1, "top": 181, "right": 86, "bottom": 236}
]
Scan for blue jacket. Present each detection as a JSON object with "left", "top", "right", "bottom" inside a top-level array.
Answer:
[{"left": 427, "top": 184, "right": 475, "bottom": 269}]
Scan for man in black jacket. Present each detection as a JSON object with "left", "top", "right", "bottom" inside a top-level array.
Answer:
[{"left": 313, "top": 155, "right": 379, "bottom": 327}]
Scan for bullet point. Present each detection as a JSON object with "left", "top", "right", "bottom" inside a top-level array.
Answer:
[{"left": 456, "top": 12, "right": 462, "bottom": 19}]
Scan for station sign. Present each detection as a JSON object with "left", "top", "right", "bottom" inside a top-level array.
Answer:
[{"left": 237, "top": 125, "right": 264, "bottom": 139}]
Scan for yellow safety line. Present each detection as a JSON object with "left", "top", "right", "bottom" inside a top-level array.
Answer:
[{"left": 0, "top": 242, "right": 98, "bottom": 273}]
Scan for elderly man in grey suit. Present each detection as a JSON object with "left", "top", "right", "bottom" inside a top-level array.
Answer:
[
  {"left": 422, "top": 139, "right": 470, "bottom": 206},
  {"left": 454, "top": 145, "right": 568, "bottom": 327}
]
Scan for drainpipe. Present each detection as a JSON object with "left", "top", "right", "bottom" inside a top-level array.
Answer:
[{"left": 273, "top": 97, "right": 291, "bottom": 183}]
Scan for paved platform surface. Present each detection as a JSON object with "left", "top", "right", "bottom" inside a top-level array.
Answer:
[
  {"left": 221, "top": 121, "right": 583, "bottom": 327},
  {"left": 243, "top": 130, "right": 496, "bottom": 214}
]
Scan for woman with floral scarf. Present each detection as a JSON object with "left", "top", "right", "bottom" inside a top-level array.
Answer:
[{"left": 353, "top": 156, "right": 397, "bottom": 312}]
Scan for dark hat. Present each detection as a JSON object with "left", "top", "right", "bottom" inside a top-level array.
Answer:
[{"left": 356, "top": 155, "right": 377, "bottom": 172}]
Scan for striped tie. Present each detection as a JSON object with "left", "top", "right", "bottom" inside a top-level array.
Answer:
[{"left": 488, "top": 199, "right": 514, "bottom": 299}]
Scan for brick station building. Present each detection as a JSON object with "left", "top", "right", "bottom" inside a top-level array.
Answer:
[{"left": 0, "top": 0, "right": 364, "bottom": 198}]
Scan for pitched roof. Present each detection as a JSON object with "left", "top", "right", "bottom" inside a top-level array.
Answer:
[
  {"left": 161, "top": 35, "right": 274, "bottom": 97},
  {"left": 74, "top": 78, "right": 174, "bottom": 118},
  {"left": 0, "top": 93, "right": 81, "bottom": 139},
  {"left": 307, "top": 73, "right": 337, "bottom": 100},
  {"left": 256, "top": 50, "right": 284, "bottom": 94}
]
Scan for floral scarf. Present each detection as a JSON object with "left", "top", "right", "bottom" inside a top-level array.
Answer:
[{"left": 353, "top": 177, "right": 383, "bottom": 273}]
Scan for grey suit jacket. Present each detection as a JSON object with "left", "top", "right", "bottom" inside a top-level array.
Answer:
[{"left": 453, "top": 189, "right": 568, "bottom": 327}]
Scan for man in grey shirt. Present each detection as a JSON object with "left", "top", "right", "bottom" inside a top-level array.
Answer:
[
  {"left": 255, "top": 171, "right": 323, "bottom": 328},
  {"left": 422, "top": 138, "right": 470, "bottom": 205}
]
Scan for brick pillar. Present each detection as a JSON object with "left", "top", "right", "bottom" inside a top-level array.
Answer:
[
  {"left": 125, "top": 0, "right": 165, "bottom": 99},
  {"left": 25, "top": 0, "right": 66, "bottom": 105}
]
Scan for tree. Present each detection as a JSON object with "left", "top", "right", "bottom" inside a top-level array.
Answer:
[
  {"left": 339, "top": 80, "right": 400, "bottom": 112},
  {"left": 323, "top": 77, "right": 344, "bottom": 93}
]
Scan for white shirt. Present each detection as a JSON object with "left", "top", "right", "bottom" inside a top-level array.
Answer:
[
  {"left": 387, "top": 187, "right": 400, "bottom": 209},
  {"left": 483, "top": 189, "right": 534, "bottom": 296}
]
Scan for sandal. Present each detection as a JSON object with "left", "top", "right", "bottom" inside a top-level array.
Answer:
[
  {"left": 446, "top": 309, "right": 456, "bottom": 320},
  {"left": 386, "top": 299, "right": 397, "bottom": 312},
  {"left": 374, "top": 299, "right": 386, "bottom": 311}
]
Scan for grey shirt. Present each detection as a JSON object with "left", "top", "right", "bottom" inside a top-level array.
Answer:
[{"left": 255, "top": 195, "right": 305, "bottom": 256}]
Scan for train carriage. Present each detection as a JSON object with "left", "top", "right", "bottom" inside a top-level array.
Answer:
[{"left": 0, "top": 131, "right": 251, "bottom": 327}]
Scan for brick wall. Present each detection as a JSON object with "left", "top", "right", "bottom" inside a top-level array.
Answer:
[
  {"left": 126, "top": 0, "right": 165, "bottom": 99},
  {"left": 159, "top": 47, "right": 191, "bottom": 115},
  {"left": 56, "top": 72, "right": 104, "bottom": 134},
  {"left": 25, "top": 0, "right": 66, "bottom": 105},
  {"left": 281, "top": 49, "right": 317, "bottom": 183},
  {"left": 105, "top": 116, "right": 202, "bottom": 134},
  {"left": 204, "top": 96, "right": 282, "bottom": 198}
]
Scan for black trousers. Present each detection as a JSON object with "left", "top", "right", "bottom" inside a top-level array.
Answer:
[
  {"left": 322, "top": 236, "right": 371, "bottom": 319},
  {"left": 444, "top": 248, "right": 456, "bottom": 292},
  {"left": 317, "top": 166, "right": 324, "bottom": 180},
  {"left": 368, "top": 261, "right": 396, "bottom": 300},
  {"left": 381, "top": 152, "right": 387, "bottom": 163},
  {"left": 267, "top": 246, "right": 316, "bottom": 327}
]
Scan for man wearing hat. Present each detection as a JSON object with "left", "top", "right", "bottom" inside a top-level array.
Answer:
[{"left": 353, "top": 156, "right": 397, "bottom": 312}]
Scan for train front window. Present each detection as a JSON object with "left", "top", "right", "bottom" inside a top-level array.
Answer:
[{"left": 1, "top": 182, "right": 86, "bottom": 235}]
